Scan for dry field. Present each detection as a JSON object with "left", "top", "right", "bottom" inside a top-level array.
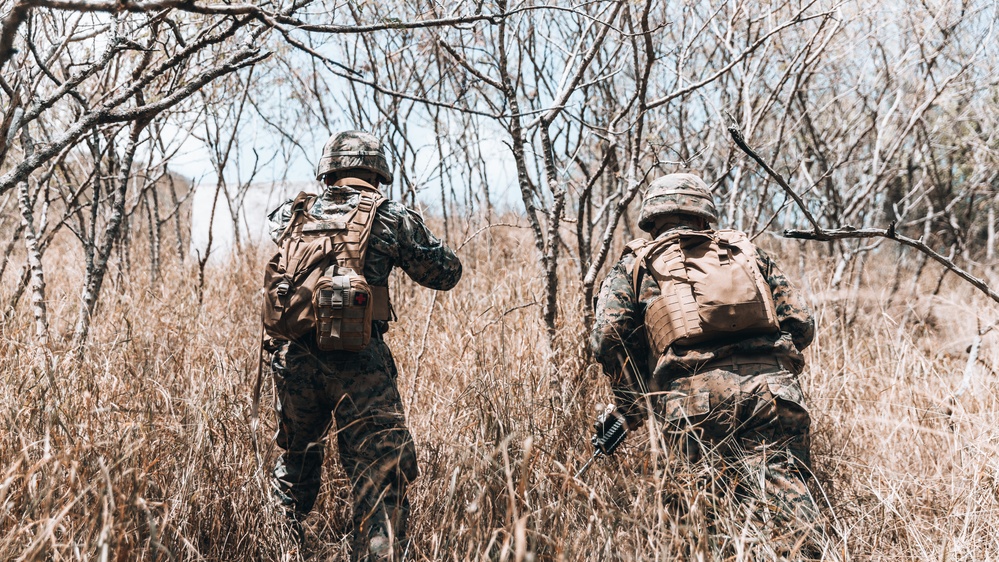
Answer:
[{"left": 2, "top": 219, "right": 998, "bottom": 561}]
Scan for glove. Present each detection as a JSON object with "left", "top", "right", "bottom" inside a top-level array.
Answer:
[{"left": 592, "top": 405, "right": 628, "bottom": 456}]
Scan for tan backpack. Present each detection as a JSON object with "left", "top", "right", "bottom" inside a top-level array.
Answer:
[
  {"left": 627, "top": 229, "right": 780, "bottom": 353},
  {"left": 261, "top": 183, "right": 391, "bottom": 352}
]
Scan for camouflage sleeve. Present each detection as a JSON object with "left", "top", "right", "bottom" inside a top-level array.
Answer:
[
  {"left": 391, "top": 204, "right": 462, "bottom": 291},
  {"left": 756, "top": 248, "right": 815, "bottom": 351},
  {"left": 590, "top": 257, "right": 648, "bottom": 428},
  {"left": 266, "top": 199, "right": 295, "bottom": 244}
]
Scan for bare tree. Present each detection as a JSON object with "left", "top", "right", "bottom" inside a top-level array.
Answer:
[{"left": 2, "top": 0, "right": 996, "bottom": 353}]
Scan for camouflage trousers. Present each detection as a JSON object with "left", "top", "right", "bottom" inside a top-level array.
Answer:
[
  {"left": 271, "top": 336, "right": 418, "bottom": 558},
  {"left": 657, "top": 357, "right": 823, "bottom": 556}
]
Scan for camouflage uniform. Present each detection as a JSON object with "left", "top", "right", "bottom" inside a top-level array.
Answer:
[
  {"left": 590, "top": 173, "right": 822, "bottom": 555},
  {"left": 265, "top": 132, "right": 461, "bottom": 560}
]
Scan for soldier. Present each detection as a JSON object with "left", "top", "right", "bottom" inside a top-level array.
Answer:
[
  {"left": 590, "top": 173, "right": 825, "bottom": 557},
  {"left": 262, "top": 130, "right": 461, "bottom": 561}
]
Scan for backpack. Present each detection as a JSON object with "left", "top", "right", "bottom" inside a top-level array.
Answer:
[
  {"left": 627, "top": 229, "right": 780, "bottom": 354},
  {"left": 261, "top": 185, "right": 391, "bottom": 352}
]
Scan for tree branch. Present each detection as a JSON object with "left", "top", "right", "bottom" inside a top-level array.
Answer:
[
  {"left": 783, "top": 224, "right": 999, "bottom": 305},
  {"left": 728, "top": 125, "right": 822, "bottom": 231}
]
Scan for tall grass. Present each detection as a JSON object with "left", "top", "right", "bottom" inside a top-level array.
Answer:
[{"left": 1, "top": 221, "right": 997, "bottom": 560}]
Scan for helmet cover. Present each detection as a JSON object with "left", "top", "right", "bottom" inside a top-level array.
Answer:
[
  {"left": 638, "top": 173, "right": 718, "bottom": 232},
  {"left": 316, "top": 130, "right": 393, "bottom": 184}
]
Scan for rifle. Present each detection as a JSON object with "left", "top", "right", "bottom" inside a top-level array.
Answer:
[{"left": 575, "top": 404, "right": 628, "bottom": 478}]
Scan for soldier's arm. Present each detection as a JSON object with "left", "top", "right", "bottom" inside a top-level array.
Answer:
[
  {"left": 590, "top": 260, "right": 647, "bottom": 428},
  {"left": 391, "top": 204, "right": 462, "bottom": 291},
  {"left": 267, "top": 199, "right": 295, "bottom": 245},
  {"left": 756, "top": 248, "right": 815, "bottom": 351}
]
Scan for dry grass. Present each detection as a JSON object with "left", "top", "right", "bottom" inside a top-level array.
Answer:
[{"left": 2, "top": 220, "right": 998, "bottom": 561}]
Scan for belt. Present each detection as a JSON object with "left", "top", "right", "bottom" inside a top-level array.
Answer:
[
  {"left": 698, "top": 354, "right": 784, "bottom": 373},
  {"left": 298, "top": 324, "right": 385, "bottom": 349}
]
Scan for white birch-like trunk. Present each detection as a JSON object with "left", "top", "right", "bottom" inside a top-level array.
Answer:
[
  {"left": 17, "top": 181, "right": 49, "bottom": 346},
  {"left": 72, "top": 125, "right": 142, "bottom": 348}
]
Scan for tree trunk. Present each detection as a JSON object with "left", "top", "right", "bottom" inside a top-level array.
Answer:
[
  {"left": 540, "top": 125, "right": 565, "bottom": 341},
  {"left": 17, "top": 181, "right": 49, "bottom": 346},
  {"left": 0, "top": 221, "right": 25, "bottom": 284},
  {"left": 72, "top": 124, "right": 143, "bottom": 348},
  {"left": 146, "top": 187, "right": 161, "bottom": 284}
]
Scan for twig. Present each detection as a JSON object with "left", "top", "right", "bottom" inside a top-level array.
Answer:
[
  {"left": 408, "top": 289, "right": 440, "bottom": 409},
  {"left": 457, "top": 222, "right": 526, "bottom": 251},
  {"left": 728, "top": 126, "right": 821, "bottom": 232},
  {"left": 783, "top": 225, "right": 999, "bottom": 306},
  {"left": 729, "top": 127, "right": 999, "bottom": 307}
]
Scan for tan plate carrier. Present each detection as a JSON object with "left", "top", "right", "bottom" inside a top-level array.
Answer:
[
  {"left": 627, "top": 229, "right": 780, "bottom": 354},
  {"left": 261, "top": 180, "right": 391, "bottom": 351}
]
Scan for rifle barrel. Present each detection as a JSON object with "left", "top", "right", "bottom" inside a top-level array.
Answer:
[{"left": 574, "top": 451, "right": 599, "bottom": 479}]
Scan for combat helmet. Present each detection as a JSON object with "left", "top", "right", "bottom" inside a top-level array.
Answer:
[
  {"left": 638, "top": 173, "right": 718, "bottom": 232},
  {"left": 316, "top": 130, "right": 393, "bottom": 184}
]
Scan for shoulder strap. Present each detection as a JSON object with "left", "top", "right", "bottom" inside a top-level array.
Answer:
[
  {"left": 712, "top": 229, "right": 754, "bottom": 264},
  {"left": 353, "top": 192, "right": 387, "bottom": 270},
  {"left": 622, "top": 238, "right": 664, "bottom": 295},
  {"left": 713, "top": 229, "right": 743, "bottom": 242},
  {"left": 277, "top": 191, "right": 317, "bottom": 243},
  {"left": 623, "top": 238, "right": 649, "bottom": 255},
  {"left": 338, "top": 192, "right": 387, "bottom": 272},
  {"left": 631, "top": 243, "right": 657, "bottom": 295}
]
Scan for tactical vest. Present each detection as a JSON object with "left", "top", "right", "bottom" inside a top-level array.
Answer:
[
  {"left": 626, "top": 229, "right": 780, "bottom": 354},
  {"left": 261, "top": 179, "right": 392, "bottom": 352}
]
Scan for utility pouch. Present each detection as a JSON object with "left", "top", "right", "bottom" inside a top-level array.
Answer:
[{"left": 313, "top": 265, "right": 373, "bottom": 352}]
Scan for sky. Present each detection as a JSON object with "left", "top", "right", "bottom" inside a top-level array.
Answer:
[{"left": 182, "top": 115, "right": 521, "bottom": 260}]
